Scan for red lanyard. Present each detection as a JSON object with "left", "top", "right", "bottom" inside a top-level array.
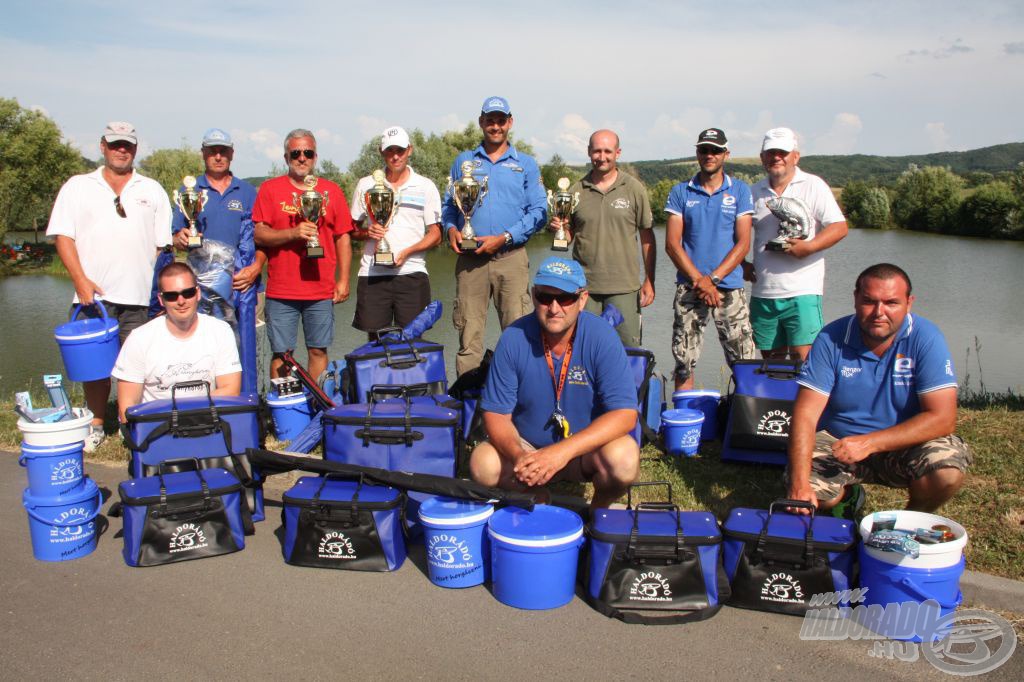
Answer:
[{"left": 542, "top": 328, "right": 576, "bottom": 412}]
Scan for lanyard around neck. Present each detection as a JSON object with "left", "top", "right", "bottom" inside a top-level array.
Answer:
[{"left": 542, "top": 326, "right": 576, "bottom": 412}]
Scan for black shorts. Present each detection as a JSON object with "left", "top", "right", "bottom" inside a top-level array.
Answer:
[
  {"left": 352, "top": 272, "right": 431, "bottom": 335},
  {"left": 69, "top": 302, "right": 149, "bottom": 346}
]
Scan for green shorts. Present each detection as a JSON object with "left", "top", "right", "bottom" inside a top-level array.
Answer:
[{"left": 750, "top": 295, "right": 823, "bottom": 350}]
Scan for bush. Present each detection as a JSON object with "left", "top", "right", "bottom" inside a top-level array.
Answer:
[
  {"left": 891, "top": 165, "right": 964, "bottom": 233},
  {"left": 959, "top": 181, "right": 1023, "bottom": 239},
  {"left": 841, "top": 181, "right": 891, "bottom": 228}
]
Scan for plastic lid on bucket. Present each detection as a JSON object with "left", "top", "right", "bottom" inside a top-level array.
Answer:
[
  {"left": 661, "top": 408, "right": 705, "bottom": 425},
  {"left": 671, "top": 389, "right": 720, "bottom": 399},
  {"left": 21, "top": 440, "right": 84, "bottom": 455},
  {"left": 488, "top": 505, "right": 583, "bottom": 547},
  {"left": 418, "top": 497, "right": 494, "bottom": 526},
  {"left": 858, "top": 510, "right": 967, "bottom": 568},
  {"left": 23, "top": 476, "right": 99, "bottom": 508}
]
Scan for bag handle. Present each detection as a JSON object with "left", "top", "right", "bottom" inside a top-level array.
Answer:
[
  {"left": 69, "top": 299, "right": 109, "bottom": 323},
  {"left": 155, "top": 461, "right": 212, "bottom": 520},
  {"left": 372, "top": 326, "right": 422, "bottom": 369},
  {"left": 311, "top": 474, "right": 363, "bottom": 527},
  {"left": 624, "top": 481, "right": 685, "bottom": 561},
  {"left": 754, "top": 498, "right": 816, "bottom": 568},
  {"left": 755, "top": 359, "right": 802, "bottom": 380},
  {"left": 626, "top": 481, "right": 673, "bottom": 509},
  {"left": 585, "top": 595, "right": 723, "bottom": 625}
]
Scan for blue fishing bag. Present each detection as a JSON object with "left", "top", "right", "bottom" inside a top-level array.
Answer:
[
  {"left": 322, "top": 386, "right": 460, "bottom": 535},
  {"left": 722, "top": 500, "right": 857, "bottom": 616},
  {"left": 281, "top": 475, "right": 406, "bottom": 571},
  {"left": 122, "top": 381, "right": 265, "bottom": 521},
  {"left": 343, "top": 327, "right": 447, "bottom": 404},
  {"left": 586, "top": 483, "right": 728, "bottom": 624},
  {"left": 625, "top": 347, "right": 665, "bottom": 447},
  {"left": 720, "top": 360, "right": 801, "bottom": 466},
  {"left": 117, "top": 463, "right": 249, "bottom": 567}
]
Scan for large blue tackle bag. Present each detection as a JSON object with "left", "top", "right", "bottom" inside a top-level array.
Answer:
[
  {"left": 343, "top": 327, "right": 447, "bottom": 404},
  {"left": 721, "top": 360, "right": 801, "bottom": 466},
  {"left": 322, "top": 385, "right": 461, "bottom": 534},
  {"left": 281, "top": 475, "right": 406, "bottom": 571},
  {"left": 122, "top": 381, "right": 266, "bottom": 521},
  {"left": 117, "top": 462, "right": 250, "bottom": 567},
  {"left": 722, "top": 500, "right": 857, "bottom": 616},
  {"left": 586, "top": 483, "right": 728, "bottom": 624}
]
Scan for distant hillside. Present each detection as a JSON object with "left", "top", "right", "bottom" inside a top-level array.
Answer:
[{"left": 629, "top": 142, "right": 1024, "bottom": 187}]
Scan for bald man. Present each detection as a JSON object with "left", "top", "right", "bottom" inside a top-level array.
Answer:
[{"left": 550, "top": 130, "right": 655, "bottom": 347}]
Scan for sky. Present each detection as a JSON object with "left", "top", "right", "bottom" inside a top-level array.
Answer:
[{"left": 3, "top": 0, "right": 1023, "bottom": 177}]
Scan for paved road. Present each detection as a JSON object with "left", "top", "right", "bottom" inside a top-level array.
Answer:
[{"left": 1, "top": 453, "right": 1019, "bottom": 680}]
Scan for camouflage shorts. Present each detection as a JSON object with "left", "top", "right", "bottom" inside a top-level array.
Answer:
[
  {"left": 671, "top": 285, "right": 755, "bottom": 382},
  {"left": 804, "top": 431, "right": 973, "bottom": 501}
]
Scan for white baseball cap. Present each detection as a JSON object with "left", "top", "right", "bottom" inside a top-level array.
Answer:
[
  {"left": 380, "top": 126, "right": 411, "bottom": 151},
  {"left": 103, "top": 121, "right": 138, "bottom": 145},
  {"left": 761, "top": 127, "right": 798, "bottom": 153}
]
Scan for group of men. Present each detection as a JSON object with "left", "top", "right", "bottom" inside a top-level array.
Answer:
[{"left": 45, "top": 98, "right": 971, "bottom": 516}]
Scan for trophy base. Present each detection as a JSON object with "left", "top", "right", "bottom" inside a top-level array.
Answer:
[
  {"left": 306, "top": 245, "right": 325, "bottom": 259},
  {"left": 373, "top": 252, "right": 395, "bottom": 267},
  {"left": 187, "top": 235, "right": 203, "bottom": 249},
  {"left": 765, "top": 239, "right": 790, "bottom": 252},
  {"left": 460, "top": 238, "right": 480, "bottom": 252},
  {"left": 552, "top": 239, "right": 569, "bottom": 252}
]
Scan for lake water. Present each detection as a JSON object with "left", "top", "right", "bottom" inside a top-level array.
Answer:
[{"left": 2, "top": 227, "right": 1022, "bottom": 398}]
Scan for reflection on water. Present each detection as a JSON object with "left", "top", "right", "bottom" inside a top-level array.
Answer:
[{"left": 2, "top": 228, "right": 1023, "bottom": 397}]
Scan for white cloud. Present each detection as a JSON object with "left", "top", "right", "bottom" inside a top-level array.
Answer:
[
  {"left": 553, "top": 113, "right": 592, "bottom": 160},
  {"left": 1004, "top": 41, "right": 1024, "bottom": 55},
  {"left": 354, "top": 116, "right": 388, "bottom": 139},
  {"left": 235, "top": 128, "right": 283, "bottom": 164},
  {"left": 811, "top": 113, "right": 863, "bottom": 154},
  {"left": 925, "top": 122, "right": 950, "bottom": 151},
  {"left": 437, "top": 113, "right": 467, "bottom": 133}
]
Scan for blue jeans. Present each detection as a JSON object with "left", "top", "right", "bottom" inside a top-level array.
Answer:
[{"left": 265, "top": 297, "right": 334, "bottom": 353}]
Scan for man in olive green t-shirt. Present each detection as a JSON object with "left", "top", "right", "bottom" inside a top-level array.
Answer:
[{"left": 550, "top": 129, "right": 655, "bottom": 346}]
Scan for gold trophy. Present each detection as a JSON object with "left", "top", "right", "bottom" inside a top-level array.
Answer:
[
  {"left": 172, "top": 175, "right": 208, "bottom": 249},
  {"left": 547, "top": 177, "right": 579, "bottom": 252},
  {"left": 447, "top": 160, "right": 488, "bottom": 252},
  {"left": 362, "top": 170, "right": 399, "bottom": 267},
  {"left": 292, "top": 175, "right": 328, "bottom": 259}
]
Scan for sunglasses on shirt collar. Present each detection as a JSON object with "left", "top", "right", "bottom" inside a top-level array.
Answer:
[
  {"left": 160, "top": 286, "right": 198, "bottom": 302},
  {"left": 288, "top": 149, "right": 316, "bottom": 160},
  {"left": 114, "top": 196, "right": 127, "bottom": 218}
]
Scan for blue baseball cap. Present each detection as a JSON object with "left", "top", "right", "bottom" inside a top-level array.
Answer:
[
  {"left": 201, "top": 128, "right": 233, "bottom": 148},
  {"left": 533, "top": 257, "right": 587, "bottom": 293},
  {"left": 480, "top": 96, "right": 511, "bottom": 115}
]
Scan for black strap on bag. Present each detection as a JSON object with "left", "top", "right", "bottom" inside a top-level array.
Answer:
[
  {"left": 752, "top": 499, "right": 817, "bottom": 570},
  {"left": 756, "top": 359, "right": 802, "bottom": 380},
  {"left": 373, "top": 326, "right": 423, "bottom": 370},
  {"left": 121, "top": 381, "right": 235, "bottom": 456},
  {"left": 357, "top": 385, "right": 422, "bottom": 446},
  {"left": 306, "top": 474, "right": 365, "bottom": 529}
]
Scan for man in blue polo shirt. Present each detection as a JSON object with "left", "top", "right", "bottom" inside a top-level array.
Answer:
[
  {"left": 664, "top": 128, "right": 755, "bottom": 390},
  {"left": 470, "top": 257, "right": 640, "bottom": 508},
  {"left": 442, "top": 96, "right": 547, "bottom": 376},
  {"left": 787, "top": 263, "right": 972, "bottom": 515},
  {"left": 171, "top": 128, "right": 263, "bottom": 292}
]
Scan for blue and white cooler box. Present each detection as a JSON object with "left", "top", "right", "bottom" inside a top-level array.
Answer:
[
  {"left": 19, "top": 440, "right": 85, "bottom": 497},
  {"left": 281, "top": 476, "right": 406, "bottom": 572},
  {"left": 343, "top": 330, "right": 447, "bottom": 404},
  {"left": 722, "top": 500, "right": 856, "bottom": 615},
  {"left": 488, "top": 505, "right": 584, "bottom": 610},
  {"left": 22, "top": 477, "right": 102, "bottom": 562},
  {"left": 118, "top": 467, "right": 249, "bottom": 567},
  {"left": 587, "top": 495, "right": 727, "bottom": 624},
  {"left": 418, "top": 496, "right": 494, "bottom": 588},
  {"left": 266, "top": 389, "right": 314, "bottom": 442}
]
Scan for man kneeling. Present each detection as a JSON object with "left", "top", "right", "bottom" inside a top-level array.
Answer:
[
  {"left": 787, "top": 263, "right": 972, "bottom": 516},
  {"left": 113, "top": 262, "right": 242, "bottom": 421},
  {"left": 469, "top": 257, "right": 640, "bottom": 508}
]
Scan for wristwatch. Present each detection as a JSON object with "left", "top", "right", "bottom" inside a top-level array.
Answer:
[
  {"left": 503, "top": 231, "right": 513, "bottom": 247},
  {"left": 710, "top": 274, "right": 721, "bottom": 286}
]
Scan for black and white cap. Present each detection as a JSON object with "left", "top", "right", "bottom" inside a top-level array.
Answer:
[{"left": 696, "top": 128, "right": 728, "bottom": 149}]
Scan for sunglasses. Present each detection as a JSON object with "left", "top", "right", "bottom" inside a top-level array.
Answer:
[
  {"left": 696, "top": 146, "right": 726, "bottom": 156},
  {"left": 160, "top": 286, "right": 198, "bottom": 302},
  {"left": 113, "top": 196, "right": 127, "bottom": 218},
  {"left": 288, "top": 149, "right": 316, "bottom": 160},
  {"left": 535, "top": 290, "right": 581, "bottom": 307}
]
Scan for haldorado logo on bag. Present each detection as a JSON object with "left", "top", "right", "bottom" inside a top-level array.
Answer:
[
  {"left": 170, "top": 523, "right": 208, "bottom": 553},
  {"left": 427, "top": 533, "right": 473, "bottom": 568},
  {"left": 761, "top": 572, "right": 804, "bottom": 604},
  {"left": 629, "top": 572, "right": 674, "bottom": 603},
  {"left": 318, "top": 531, "right": 356, "bottom": 560},
  {"left": 756, "top": 409, "right": 791, "bottom": 438}
]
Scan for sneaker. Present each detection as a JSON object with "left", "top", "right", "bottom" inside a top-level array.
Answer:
[
  {"left": 83, "top": 425, "right": 106, "bottom": 454},
  {"left": 831, "top": 484, "right": 865, "bottom": 523}
]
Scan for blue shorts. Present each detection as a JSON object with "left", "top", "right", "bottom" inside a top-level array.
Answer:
[{"left": 265, "top": 297, "right": 334, "bottom": 353}]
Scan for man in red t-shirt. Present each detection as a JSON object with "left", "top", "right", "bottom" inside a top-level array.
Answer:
[{"left": 253, "top": 128, "right": 353, "bottom": 380}]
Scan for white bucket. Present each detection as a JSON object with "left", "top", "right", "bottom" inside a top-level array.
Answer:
[
  {"left": 858, "top": 510, "right": 967, "bottom": 569},
  {"left": 17, "top": 408, "right": 93, "bottom": 447}
]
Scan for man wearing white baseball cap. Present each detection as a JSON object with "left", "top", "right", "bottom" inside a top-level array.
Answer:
[
  {"left": 47, "top": 121, "right": 173, "bottom": 451},
  {"left": 350, "top": 126, "right": 442, "bottom": 336},
  {"left": 746, "top": 127, "right": 848, "bottom": 361}
]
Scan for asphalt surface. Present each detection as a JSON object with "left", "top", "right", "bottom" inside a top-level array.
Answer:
[{"left": 1, "top": 453, "right": 1020, "bottom": 681}]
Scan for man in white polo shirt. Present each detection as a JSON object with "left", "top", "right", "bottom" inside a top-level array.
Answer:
[
  {"left": 747, "top": 127, "right": 848, "bottom": 361},
  {"left": 113, "top": 262, "right": 241, "bottom": 421},
  {"left": 47, "top": 121, "right": 172, "bottom": 451},
  {"left": 350, "top": 126, "right": 442, "bottom": 336}
]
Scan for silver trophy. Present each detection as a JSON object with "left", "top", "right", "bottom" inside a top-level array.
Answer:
[
  {"left": 292, "top": 175, "right": 328, "bottom": 259},
  {"left": 361, "top": 170, "right": 399, "bottom": 266},
  {"left": 547, "top": 177, "right": 579, "bottom": 252},
  {"left": 172, "top": 175, "right": 208, "bottom": 249},
  {"left": 447, "top": 160, "right": 488, "bottom": 252},
  {"left": 765, "top": 196, "right": 812, "bottom": 252}
]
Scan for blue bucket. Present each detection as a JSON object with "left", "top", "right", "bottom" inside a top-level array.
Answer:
[
  {"left": 54, "top": 301, "right": 120, "bottom": 382},
  {"left": 672, "top": 390, "right": 720, "bottom": 440},
  {"left": 22, "top": 478, "right": 102, "bottom": 562},
  {"left": 267, "top": 390, "right": 314, "bottom": 442},
  {"left": 19, "top": 441, "right": 85, "bottom": 497},
  {"left": 488, "top": 505, "right": 584, "bottom": 610},
  {"left": 418, "top": 496, "right": 494, "bottom": 589},
  {"left": 661, "top": 408, "right": 704, "bottom": 457}
]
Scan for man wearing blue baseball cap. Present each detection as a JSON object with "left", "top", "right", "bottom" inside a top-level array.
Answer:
[
  {"left": 442, "top": 96, "right": 547, "bottom": 376},
  {"left": 470, "top": 257, "right": 640, "bottom": 508}
]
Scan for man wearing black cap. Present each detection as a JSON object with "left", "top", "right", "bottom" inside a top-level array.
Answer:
[
  {"left": 470, "top": 257, "right": 640, "bottom": 508},
  {"left": 441, "top": 96, "right": 547, "bottom": 376},
  {"left": 664, "top": 128, "right": 756, "bottom": 391}
]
